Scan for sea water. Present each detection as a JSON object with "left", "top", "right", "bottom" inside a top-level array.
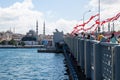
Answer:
[{"left": 0, "top": 48, "right": 68, "bottom": 80}]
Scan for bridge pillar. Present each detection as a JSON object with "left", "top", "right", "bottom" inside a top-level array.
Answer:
[
  {"left": 84, "top": 40, "right": 91, "bottom": 79},
  {"left": 114, "top": 45, "right": 120, "bottom": 80},
  {"left": 79, "top": 39, "right": 85, "bottom": 71},
  {"left": 78, "top": 39, "right": 81, "bottom": 66},
  {"left": 94, "top": 43, "right": 102, "bottom": 80}
]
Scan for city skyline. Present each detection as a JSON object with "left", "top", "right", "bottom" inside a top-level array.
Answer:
[{"left": 0, "top": 0, "right": 120, "bottom": 34}]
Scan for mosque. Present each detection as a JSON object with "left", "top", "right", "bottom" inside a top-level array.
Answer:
[{"left": 21, "top": 20, "right": 40, "bottom": 45}]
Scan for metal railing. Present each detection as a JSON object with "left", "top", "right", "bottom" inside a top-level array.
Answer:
[{"left": 64, "top": 36, "right": 120, "bottom": 80}]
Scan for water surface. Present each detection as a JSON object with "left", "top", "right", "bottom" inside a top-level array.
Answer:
[{"left": 0, "top": 48, "right": 68, "bottom": 80}]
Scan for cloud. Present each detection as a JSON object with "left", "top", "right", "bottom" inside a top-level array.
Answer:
[
  {"left": 101, "top": 0, "right": 120, "bottom": 5},
  {"left": 55, "top": 19, "right": 77, "bottom": 33},
  {"left": 0, "top": 0, "right": 78, "bottom": 35},
  {"left": 45, "top": 19, "right": 77, "bottom": 34},
  {"left": 8, "top": 0, "right": 34, "bottom": 10},
  {"left": 89, "top": 0, "right": 120, "bottom": 7},
  {"left": 0, "top": 0, "right": 43, "bottom": 34},
  {"left": 89, "top": 0, "right": 120, "bottom": 18}
]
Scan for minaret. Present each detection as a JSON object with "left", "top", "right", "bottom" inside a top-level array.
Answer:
[
  {"left": 10, "top": 27, "right": 11, "bottom": 32},
  {"left": 13, "top": 27, "right": 15, "bottom": 33},
  {"left": 43, "top": 21, "right": 45, "bottom": 39},
  {"left": 36, "top": 20, "right": 38, "bottom": 41}
]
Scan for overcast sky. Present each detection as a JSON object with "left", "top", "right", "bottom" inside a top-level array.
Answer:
[{"left": 0, "top": 0, "right": 120, "bottom": 34}]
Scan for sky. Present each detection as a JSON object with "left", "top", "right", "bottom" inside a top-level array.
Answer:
[{"left": 0, "top": 0, "right": 120, "bottom": 35}]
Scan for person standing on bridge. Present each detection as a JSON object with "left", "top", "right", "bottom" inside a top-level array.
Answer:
[
  {"left": 110, "top": 33, "right": 118, "bottom": 44},
  {"left": 118, "top": 35, "right": 120, "bottom": 43},
  {"left": 97, "top": 33, "right": 104, "bottom": 41},
  {"left": 87, "top": 34, "right": 90, "bottom": 39},
  {"left": 81, "top": 32, "right": 86, "bottom": 39}
]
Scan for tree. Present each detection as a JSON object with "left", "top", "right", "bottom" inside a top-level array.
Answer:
[
  {"left": 0, "top": 40, "right": 8, "bottom": 45},
  {"left": 8, "top": 39, "right": 17, "bottom": 46},
  {"left": 18, "top": 41, "right": 25, "bottom": 46}
]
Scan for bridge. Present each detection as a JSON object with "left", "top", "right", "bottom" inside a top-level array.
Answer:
[{"left": 63, "top": 36, "right": 120, "bottom": 80}]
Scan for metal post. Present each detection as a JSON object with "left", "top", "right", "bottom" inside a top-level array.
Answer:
[
  {"left": 84, "top": 40, "right": 91, "bottom": 79},
  {"left": 80, "top": 39, "right": 85, "bottom": 70},
  {"left": 114, "top": 45, "right": 120, "bottom": 80},
  {"left": 94, "top": 43, "right": 102, "bottom": 80},
  {"left": 113, "top": 21, "right": 115, "bottom": 32},
  {"left": 83, "top": 10, "right": 91, "bottom": 25},
  {"left": 98, "top": 0, "right": 101, "bottom": 33}
]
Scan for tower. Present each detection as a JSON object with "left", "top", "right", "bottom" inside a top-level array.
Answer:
[
  {"left": 43, "top": 21, "right": 45, "bottom": 39},
  {"left": 36, "top": 20, "right": 38, "bottom": 41},
  {"left": 13, "top": 27, "right": 15, "bottom": 33}
]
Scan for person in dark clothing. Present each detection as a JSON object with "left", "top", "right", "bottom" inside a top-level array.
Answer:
[
  {"left": 110, "top": 33, "right": 118, "bottom": 43},
  {"left": 87, "top": 34, "right": 90, "bottom": 39}
]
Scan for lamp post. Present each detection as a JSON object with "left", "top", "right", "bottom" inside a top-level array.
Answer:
[
  {"left": 112, "top": 21, "right": 115, "bottom": 32},
  {"left": 98, "top": 0, "right": 100, "bottom": 33},
  {"left": 83, "top": 10, "right": 91, "bottom": 24}
]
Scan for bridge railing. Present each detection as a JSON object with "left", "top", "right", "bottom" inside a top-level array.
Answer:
[
  {"left": 64, "top": 36, "right": 120, "bottom": 80},
  {"left": 84, "top": 40, "right": 98, "bottom": 80}
]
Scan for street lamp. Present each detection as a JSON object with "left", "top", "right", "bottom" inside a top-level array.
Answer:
[
  {"left": 98, "top": 0, "right": 101, "bottom": 33},
  {"left": 83, "top": 10, "right": 91, "bottom": 24}
]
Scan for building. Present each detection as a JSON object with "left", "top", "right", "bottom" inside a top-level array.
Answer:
[
  {"left": 0, "top": 31, "right": 13, "bottom": 42},
  {"left": 12, "top": 33, "right": 24, "bottom": 42},
  {"left": 21, "top": 20, "right": 40, "bottom": 45},
  {"left": 21, "top": 30, "right": 38, "bottom": 45}
]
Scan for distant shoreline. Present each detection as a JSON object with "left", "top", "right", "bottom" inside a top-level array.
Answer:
[
  {"left": 0, "top": 46, "right": 40, "bottom": 49},
  {"left": 0, "top": 45, "right": 44, "bottom": 49}
]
